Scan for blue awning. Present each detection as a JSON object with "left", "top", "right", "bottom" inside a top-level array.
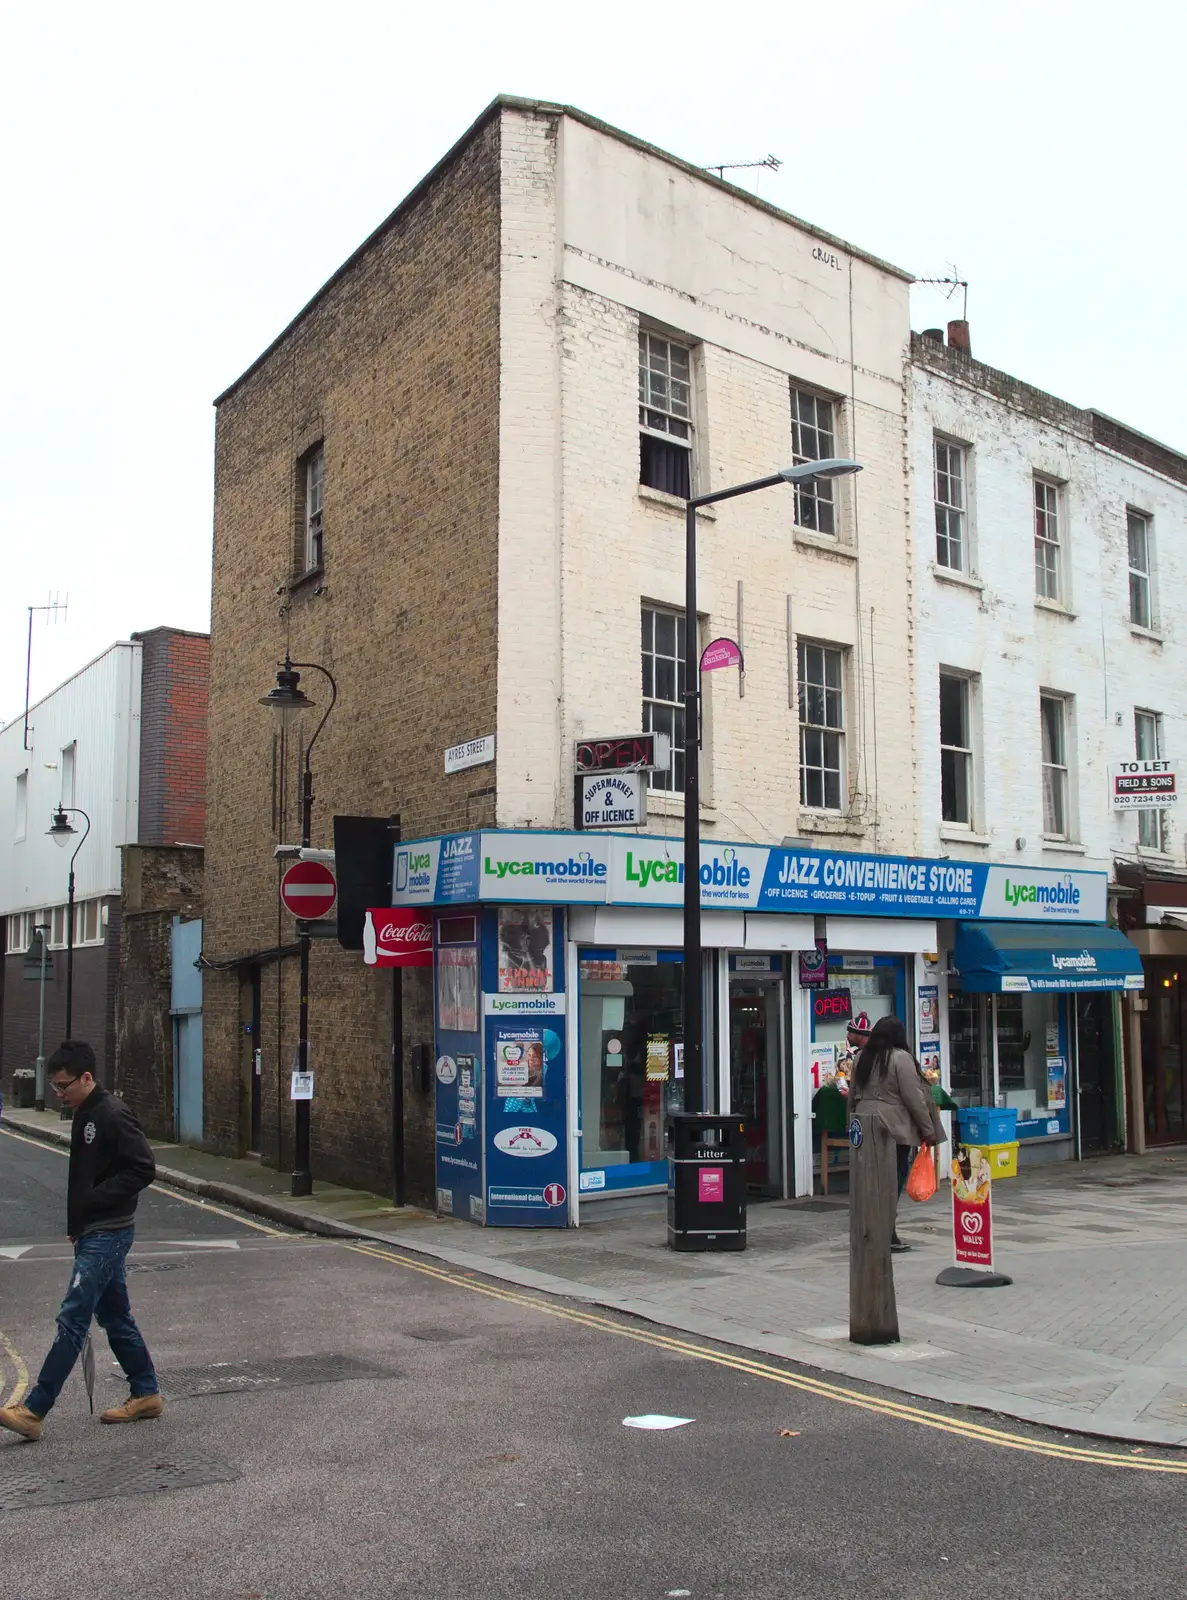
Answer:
[{"left": 953, "top": 921, "right": 1145, "bottom": 993}]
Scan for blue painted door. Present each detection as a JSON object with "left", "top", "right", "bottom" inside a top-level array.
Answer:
[{"left": 171, "top": 917, "right": 203, "bottom": 1144}]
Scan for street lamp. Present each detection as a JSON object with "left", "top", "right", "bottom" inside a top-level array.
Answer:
[
  {"left": 48, "top": 804, "right": 92, "bottom": 1119},
  {"left": 260, "top": 657, "right": 338, "bottom": 1196},
  {"left": 33, "top": 919, "right": 49, "bottom": 1111},
  {"left": 681, "top": 459, "right": 862, "bottom": 1115}
]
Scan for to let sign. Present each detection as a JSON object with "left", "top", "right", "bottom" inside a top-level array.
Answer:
[
  {"left": 280, "top": 860, "right": 338, "bottom": 920},
  {"left": 574, "top": 733, "right": 670, "bottom": 773},
  {"left": 1111, "top": 759, "right": 1179, "bottom": 808}
]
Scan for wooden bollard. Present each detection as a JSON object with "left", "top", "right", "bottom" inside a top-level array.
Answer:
[{"left": 848, "top": 1112, "right": 900, "bottom": 1345}]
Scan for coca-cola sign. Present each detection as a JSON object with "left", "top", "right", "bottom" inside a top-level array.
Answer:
[{"left": 364, "top": 907, "right": 433, "bottom": 968}]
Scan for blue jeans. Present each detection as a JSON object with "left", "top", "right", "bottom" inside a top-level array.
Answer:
[{"left": 26, "top": 1229, "right": 158, "bottom": 1417}]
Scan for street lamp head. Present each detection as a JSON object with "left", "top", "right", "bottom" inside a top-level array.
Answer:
[
  {"left": 260, "top": 660, "right": 316, "bottom": 731},
  {"left": 777, "top": 458, "right": 863, "bottom": 483},
  {"left": 48, "top": 806, "right": 76, "bottom": 848}
]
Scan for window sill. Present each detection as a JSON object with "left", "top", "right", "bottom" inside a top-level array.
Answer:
[
  {"left": 637, "top": 486, "right": 715, "bottom": 520},
  {"left": 1034, "top": 596, "right": 1076, "bottom": 619},
  {"left": 797, "top": 810, "right": 866, "bottom": 838},
  {"left": 939, "top": 825, "right": 991, "bottom": 846},
  {"left": 1130, "top": 624, "right": 1164, "bottom": 644},
  {"left": 1136, "top": 845, "right": 1175, "bottom": 863},
  {"left": 287, "top": 565, "right": 326, "bottom": 596},
  {"left": 794, "top": 530, "right": 857, "bottom": 562},
  {"left": 1041, "top": 838, "right": 1086, "bottom": 854},
  {"left": 932, "top": 564, "right": 984, "bottom": 592}
]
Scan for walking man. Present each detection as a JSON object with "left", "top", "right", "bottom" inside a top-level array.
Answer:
[{"left": 0, "top": 1041, "right": 163, "bottom": 1441}]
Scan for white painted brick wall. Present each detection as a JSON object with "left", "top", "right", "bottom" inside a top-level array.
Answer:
[
  {"left": 910, "top": 354, "right": 1187, "bottom": 877},
  {"left": 497, "top": 106, "right": 917, "bottom": 855}
]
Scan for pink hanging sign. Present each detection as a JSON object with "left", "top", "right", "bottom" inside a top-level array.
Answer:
[{"left": 699, "top": 637, "right": 744, "bottom": 674}]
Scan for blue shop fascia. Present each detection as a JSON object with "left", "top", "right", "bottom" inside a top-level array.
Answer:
[{"left": 393, "top": 829, "right": 1142, "bottom": 1226}]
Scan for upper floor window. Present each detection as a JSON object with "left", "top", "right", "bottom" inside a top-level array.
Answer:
[
  {"left": 60, "top": 742, "right": 76, "bottom": 808},
  {"left": 1034, "top": 477, "right": 1063, "bottom": 601},
  {"left": 5, "top": 912, "right": 32, "bottom": 954},
  {"left": 639, "top": 332, "right": 692, "bottom": 499},
  {"left": 934, "top": 439, "right": 967, "bottom": 571},
  {"left": 939, "top": 672, "right": 976, "bottom": 827},
  {"left": 790, "top": 388, "right": 837, "bottom": 534},
  {"left": 798, "top": 641, "right": 845, "bottom": 810},
  {"left": 301, "top": 444, "right": 324, "bottom": 572},
  {"left": 14, "top": 771, "right": 27, "bottom": 842},
  {"left": 641, "top": 606, "right": 686, "bottom": 793},
  {"left": 1135, "top": 708, "right": 1165, "bottom": 851},
  {"left": 1128, "top": 509, "right": 1153, "bottom": 629},
  {"left": 1040, "top": 692, "right": 1071, "bottom": 838}
]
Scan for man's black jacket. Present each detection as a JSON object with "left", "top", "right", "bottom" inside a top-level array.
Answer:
[{"left": 67, "top": 1084, "right": 156, "bottom": 1239}]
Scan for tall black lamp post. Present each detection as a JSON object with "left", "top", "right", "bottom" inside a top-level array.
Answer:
[
  {"left": 681, "top": 459, "right": 862, "bottom": 1115},
  {"left": 48, "top": 805, "right": 92, "bottom": 1119},
  {"left": 260, "top": 657, "right": 338, "bottom": 1197}
]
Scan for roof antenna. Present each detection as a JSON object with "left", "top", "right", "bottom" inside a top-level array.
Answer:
[
  {"left": 704, "top": 154, "right": 782, "bottom": 182},
  {"left": 23, "top": 592, "right": 69, "bottom": 751},
  {"left": 915, "top": 265, "right": 969, "bottom": 321}
]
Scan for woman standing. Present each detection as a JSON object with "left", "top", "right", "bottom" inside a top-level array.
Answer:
[{"left": 849, "top": 1016, "right": 945, "bottom": 1252}]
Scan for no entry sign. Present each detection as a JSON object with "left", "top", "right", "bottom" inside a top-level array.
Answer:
[{"left": 280, "top": 859, "right": 338, "bottom": 920}]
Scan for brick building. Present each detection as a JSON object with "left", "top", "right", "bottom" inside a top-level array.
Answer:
[
  {"left": 0, "top": 628, "right": 208, "bottom": 1102},
  {"left": 205, "top": 96, "right": 923, "bottom": 1203}
]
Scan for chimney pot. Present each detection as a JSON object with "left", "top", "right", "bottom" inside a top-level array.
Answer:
[
  {"left": 922, "top": 327, "right": 945, "bottom": 344},
  {"left": 947, "top": 319, "right": 971, "bottom": 355}
]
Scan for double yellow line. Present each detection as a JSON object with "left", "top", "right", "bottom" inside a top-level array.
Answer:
[
  {"left": 349, "top": 1240, "right": 1187, "bottom": 1476},
  {"left": 0, "top": 1328, "right": 29, "bottom": 1409}
]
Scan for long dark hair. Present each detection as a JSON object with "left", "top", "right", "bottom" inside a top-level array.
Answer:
[{"left": 852, "top": 1015, "right": 910, "bottom": 1094}]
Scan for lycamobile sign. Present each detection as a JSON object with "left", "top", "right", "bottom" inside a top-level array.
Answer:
[
  {"left": 1003, "top": 877, "right": 1081, "bottom": 909},
  {"left": 625, "top": 850, "right": 751, "bottom": 891},
  {"left": 391, "top": 831, "right": 1107, "bottom": 923},
  {"left": 484, "top": 854, "right": 606, "bottom": 882}
]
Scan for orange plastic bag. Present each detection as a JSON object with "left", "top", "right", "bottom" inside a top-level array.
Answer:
[{"left": 905, "top": 1146, "right": 937, "bottom": 1203}]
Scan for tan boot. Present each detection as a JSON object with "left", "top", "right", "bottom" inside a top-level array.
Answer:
[
  {"left": 101, "top": 1393, "right": 164, "bottom": 1425},
  {"left": 0, "top": 1404, "right": 43, "bottom": 1442}
]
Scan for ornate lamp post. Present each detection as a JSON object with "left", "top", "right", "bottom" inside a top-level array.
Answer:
[{"left": 260, "top": 658, "right": 338, "bottom": 1196}]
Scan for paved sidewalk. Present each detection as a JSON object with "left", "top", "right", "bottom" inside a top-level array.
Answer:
[{"left": 7, "top": 1104, "right": 1187, "bottom": 1447}]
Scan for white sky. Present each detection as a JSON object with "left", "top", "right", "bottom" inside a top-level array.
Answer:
[{"left": 4, "top": 0, "right": 1182, "bottom": 719}]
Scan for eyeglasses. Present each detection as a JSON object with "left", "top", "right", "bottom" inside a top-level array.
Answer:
[{"left": 50, "top": 1078, "right": 80, "bottom": 1096}]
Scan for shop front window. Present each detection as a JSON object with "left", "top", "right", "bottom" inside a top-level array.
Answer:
[
  {"left": 578, "top": 952, "right": 685, "bottom": 1185},
  {"left": 808, "top": 954, "right": 906, "bottom": 1093},
  {"left": 997, "top": 992, "right": 1064, "bottom": 1120},
  {"left": 947, "top": 986, "right": 984, "bottom": 1107}
]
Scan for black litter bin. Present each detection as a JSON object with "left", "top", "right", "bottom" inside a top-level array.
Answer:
[{"left": 667, "top": 1112, "right": 747, "bottom": 1252}]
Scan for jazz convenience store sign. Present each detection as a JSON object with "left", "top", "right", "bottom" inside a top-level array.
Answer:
[{"left": 391, "top": 832, "right": 1107, "bottom": 922}]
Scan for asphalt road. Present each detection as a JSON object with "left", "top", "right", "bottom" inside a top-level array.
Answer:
[{"left": 1, "top": 1126, "right": 1185, "bottom": 1600}]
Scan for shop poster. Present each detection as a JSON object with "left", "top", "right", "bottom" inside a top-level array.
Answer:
[
  {"left": 434, "top": 914, "right": 484, "bottom": 1223},
  {"left": 808, "top": 1042, "right": 837, "bottom": 1091},
  {"left": 951, "top": 1146, "right": 994, "bottom": 1269},
  {"left": 646, "top": 1034, "right": 670, "bottom": 1082},
  {"left": 438, "top": 945, "right": 479, "bottom": 1033},
  {"left": 1047, "top": 1056, "right": 1068, "bottom": 1110},
  {"left": 918, "top": 985, "right": 939, "bottom": 1039},
  {"left": 484, "top": 907, "right": 569, "bottom": 1227},
  {"left": 497, "top": 906, "right": 553, "bottom": 993},
  {"left": 494, "top": 1028, "right": 546, "bottom": 1099}
]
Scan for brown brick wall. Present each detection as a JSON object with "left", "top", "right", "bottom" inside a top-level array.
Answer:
[
  {"left": 114, "top": 844, "right": 204, "bottom": 1138},
  {"left": 204, "top": 110, "right": 503, "bottom": 1195},
  {"left": 135, "top": 628, "right": 210, "bottom": 847}
]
